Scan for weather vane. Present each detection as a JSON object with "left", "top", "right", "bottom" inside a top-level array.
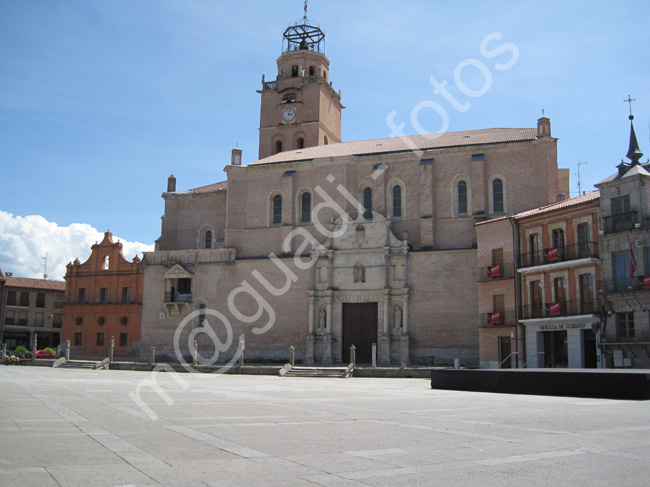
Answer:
[
  {"left": 624, "top": 95, "right": 636, "bottom": 118},
  {"left": 304, "top": 0, "right": 308, "bottom": 19}
]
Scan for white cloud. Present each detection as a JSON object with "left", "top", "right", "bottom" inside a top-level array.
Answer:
[{"left": 0, "top": 211, "right": 153, "bottom": 280}]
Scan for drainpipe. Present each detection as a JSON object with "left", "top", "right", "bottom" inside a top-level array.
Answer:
[{"left": 509, "top": 215, "right": 522, "bottom": 368}]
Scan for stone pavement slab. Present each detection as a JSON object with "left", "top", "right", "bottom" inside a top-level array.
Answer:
[{"left": 1, "top": 366, "right": 649, "bottom": 486}]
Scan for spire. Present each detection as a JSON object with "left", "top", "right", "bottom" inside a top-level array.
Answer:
[
  {"left": 626, "top": 116, "right": 643, "bottom": 166},
  {"left": 623, "top": 95, "right": 643, "bottom": 166}
]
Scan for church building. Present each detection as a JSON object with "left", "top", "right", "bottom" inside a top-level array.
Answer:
[{"left": 140, "top": 16, "right": 569, "bottom": 367}]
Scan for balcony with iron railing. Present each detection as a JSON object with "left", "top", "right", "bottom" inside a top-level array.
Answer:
[
  {"left": 601, "top": 332, "right": 650, "bottom": 344},
  {"left": 520, "top": 299, "right": 598, "bottom": 320},
  {"left": 599, "top": 275, "right": 650, "bottom": 294},
  {"left": 518, "top": 241, "right": 598, "bottom": 269},
  {"left": 164, "top": 292, "right": 193, "bottom": 303},
  {"left": 477, "top": 263, "right": 516, "bottom": 282},
  {"left": 479, "top": 310, "right": 516, "bottom": 328},
  {"left": 261, "top": 75, "right": 341, "bottom": 101},
  {"left": 63, "top": 298, "right": 142, "bottom": 305},
  {"left": 602, "top": 211, "right": 647, "bottom": 235}
]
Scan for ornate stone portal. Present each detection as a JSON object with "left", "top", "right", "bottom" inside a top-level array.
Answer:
[{"left": 306, "top": 212, "right": 409, "bottom": 365}]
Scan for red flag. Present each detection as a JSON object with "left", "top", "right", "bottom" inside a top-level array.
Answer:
[
  {"left": 488, "top": 265, "right": 501, "bottom": 278},
  {"left": 629, "top": 239, "right": 636, "bottom": 278}
]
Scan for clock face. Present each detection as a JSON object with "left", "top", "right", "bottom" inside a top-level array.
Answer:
[{"left": 282, "top": 108, "right": 296, "bottom": 123}]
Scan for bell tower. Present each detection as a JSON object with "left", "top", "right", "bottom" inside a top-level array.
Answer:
[{"left": 257, "top": 14, "right": 344, "bottom": 160}]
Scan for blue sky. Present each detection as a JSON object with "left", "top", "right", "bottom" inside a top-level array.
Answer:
[{"left": 1, "top": 0, "right": 649, "bottom": 279}]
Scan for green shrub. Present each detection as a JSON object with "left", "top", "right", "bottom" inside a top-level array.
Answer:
[
  {"left": 44, "top": 347, "right": 57, "bottom": 354},
  {"left": 15, "top": 345, "right": 29, "bottom": 355}
]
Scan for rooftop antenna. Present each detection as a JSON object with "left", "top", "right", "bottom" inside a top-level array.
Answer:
[
  {"left": 576, "top": 161, "right": 588, "bottom": 195},
  {"left": 304, "top": 0, "right": 308, "bottom": 19},
  {"left": 42, "top": 253, "right": 48, "bottom": 279}
]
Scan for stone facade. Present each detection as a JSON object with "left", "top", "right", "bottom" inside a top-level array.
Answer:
[
  {"left": 595, "top": 119, "right": 650, "bottom": 368},
  {"left": 140, "top": 20, "right": 570, "bottom": 367}
]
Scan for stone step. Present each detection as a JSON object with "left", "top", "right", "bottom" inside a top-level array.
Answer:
[
  {"left": 279, "top": 365, "right": 353, "bottom": 378},
  {"left": 56, "top": 359, "right": 108, "bottom": 370}
]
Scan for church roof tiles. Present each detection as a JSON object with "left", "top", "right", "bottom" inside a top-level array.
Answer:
[{"left": 250, "top": 127, "right": 539, "bottom": 166}]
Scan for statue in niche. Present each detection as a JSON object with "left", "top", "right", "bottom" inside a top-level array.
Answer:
[
  {"left": 353, "top": 262, "right": 366, "bottom": 283},
  {"left": 318, "top": 265, "right": 328, "bottom": 283},
  {"left": 318, "top": 307, "right": 326, "bottom": 331},
  {"left": 355, "top": 225, "right": 365, "bottom": 247},
  {"left": 393, "top": 305, "right": 403, "bottom": 332},
  {"left": 392, "top": 262, "right": 404, "bottom": 282}
]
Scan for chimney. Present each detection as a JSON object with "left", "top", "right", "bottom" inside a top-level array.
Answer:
[
  {"left": 231, "top": 148, "right": 242, "bottom": 166},
  {"left": 167, "top": 174, "right": 176, "bottom": 192},
  {"left": 537, "top": 117, "right": 551, "bottom": 138},
  {"left": 556, "top": 189, "right": 566, "bottom": 202}
]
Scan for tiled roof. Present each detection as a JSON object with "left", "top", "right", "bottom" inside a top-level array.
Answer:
[
  {"left": 189, "top": 181, "right": 228, "bottom": 193},
  {"left": 250, "top": 127, "right": 539, "bottom": 166},
  {"left": 476, "top": 191, "right": 600, "bottom": 226},
  {"left": 5, "top": 276, "right": 66, "bottom": 291},
  {"left": 513, "top": 191, "right": 600, "bottom": 219}
]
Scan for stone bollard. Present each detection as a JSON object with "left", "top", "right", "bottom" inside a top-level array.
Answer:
[
  {"left": 454, "top": 358, "right": 460, "bottom": 369},
  {"left": 193, "top": 340, "right": 198, "bottom": 366},
  {"left": 289, "top": 345, "right": 295, "bottom": 367},
  {"left": 149, "top": 347, "right": 156, "bottom": 365},
  {"left": 109, "top": 336, "right": 115, "bottom": 363},
  {"left": 65, "top": 340, "right": 70, "bottom": 361},
  {"left": 372, "top": 343, "right": 377, "bottom": 368},
  {"left": 350, "top": 344, "right": 356, "bottom": 368},
  {"left": 239, "top": 336, "right": 245, "bottom": 369},
  {"left": 33, "top": 333, "right": 38, "bottom": 358}
]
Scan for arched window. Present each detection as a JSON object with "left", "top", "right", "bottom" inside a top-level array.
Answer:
[
  {"left": 297, "top": 137, "right": 304, "bottom": 149},
  {"left": 272, "top": 194, "right": 282, "bottom": 225},
  {"left": 194, "top": 301, "right": 208, "bottom": 329},
  {"left": 363, "top": 187, "right": 373, "bottom": 220},
  {"left": 309, "top": 65, "right": 315, "bottom": 76},
  {"left": 323, "top": 135, "right": 328, "bottom": 145},
  {"left": 103, "top": 256, "right": 109, "bottom": 270},
  {"left": 458, "top": 181, "right": 468, "bottom": 214},
  {"left": 392, "top": 185, "right": 402, "bottom": 218},
  {"left": 493, "top": 178, "right": 504, "bottom": 213},
  {"left": 275, "top": 140, "right": 283, "bottom": 154},
  {"left": 204, "top": 230, "right": 212, "bottom": 249},
  {"left": 323, "top": 69, "right": 327, "bottom": 81},
  {"left": 198, "top": 303, "right": 206, "bottom": 327},
  {"left": 300, "top": 192, "right": 311, "bottom": 223},
  {"left": 291, "top": 65, "right": 299, "bottom": 77}
]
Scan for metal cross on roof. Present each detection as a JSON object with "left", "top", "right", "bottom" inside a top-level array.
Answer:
[{"left": 623, "top": 94, "right": 636, "bottom": 117}]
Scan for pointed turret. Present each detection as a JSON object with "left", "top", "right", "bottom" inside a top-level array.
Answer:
[{"left": 626, "top": 115, "right": 644, "bottom": 166}]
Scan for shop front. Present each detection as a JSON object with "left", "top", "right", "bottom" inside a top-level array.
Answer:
[{"left": 523, "top": 317, "right": 601, "bottom": 368}]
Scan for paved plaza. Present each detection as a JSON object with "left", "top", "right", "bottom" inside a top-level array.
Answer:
[{"left": 1, "top": 366, "right": 649, "bottom": 486}]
